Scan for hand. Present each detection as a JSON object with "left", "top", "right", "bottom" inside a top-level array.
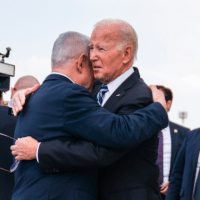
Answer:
[
  {"left": 12, "top": 84, "right": 40, "bottom": 116},
  {"left": 11, "top": 136, "right": 39, "bottom": 161},
  {"left": 149, "top": 85, "right": 167, "bottom": 113},
  {"left": 160, "top": 181, "right": 169, "bottom": 196}
]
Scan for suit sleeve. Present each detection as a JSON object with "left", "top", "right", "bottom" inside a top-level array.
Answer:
[
  {"left": 165, "top": 132, "right": 188, "bottom": 200},
  {"left": 63, "top": 88, "right": 168, "bottom": 149},
  {"left": 39, "top": 138, "right": 128, "bottom": 173},
  {"left": 39, "top": 101, "right": 166, "bottom": 173}
]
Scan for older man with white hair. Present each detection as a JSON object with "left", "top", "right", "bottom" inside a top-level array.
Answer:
[
  {"left": 35, "top": 19, "right": 161, "bottom": 200},
  {"left": 12, "top": 20, "right": 166, "bottom": 200}
]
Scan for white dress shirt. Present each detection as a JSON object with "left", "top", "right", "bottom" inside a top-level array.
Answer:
[
  {"left": 101, "top": 67, "right": 134, "bottom": 106},
  {"left": 162, "top": 125, "right": 172, "bottom": 184}
]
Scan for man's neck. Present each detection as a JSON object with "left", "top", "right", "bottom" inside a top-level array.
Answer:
[{"left": 51, "top": 69, "right": 75, "bottom": 84}]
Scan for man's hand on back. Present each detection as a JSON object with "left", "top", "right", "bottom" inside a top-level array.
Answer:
[
  {"left": 12, "top": 84, "right": 40, "bottom": 116},
  {"left": 11, "top": 136, "right": 39, "bottom": 161},
  {"left": 149, "top": 85, "right": 168, "bottom": 113}
]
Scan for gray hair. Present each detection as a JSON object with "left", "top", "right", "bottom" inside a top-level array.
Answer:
[
  {"left": 94, "top": 19, "right": 138, "bottom": 61},
  {"left": 14, "top": 75, "right": 40, "bottom": 91},
  {"left": 51, "top": 32, "right": 90, "bottom": 69}
]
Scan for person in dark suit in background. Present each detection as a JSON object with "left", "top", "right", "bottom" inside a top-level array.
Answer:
[
  {"left": 166, "top": 129, "right": 200, "bottom": 200},
  {"left": 156, "top": 85, "right": 189, "bottom": 199},
  {"left": 0, "top": 91, "right": 17, "bottom": 200},
  {"left": 12, "top": 19, "right": 166, "bottom": 200},
  {"left": 0, "top": 76, "right": 39, "bottom": 200}
]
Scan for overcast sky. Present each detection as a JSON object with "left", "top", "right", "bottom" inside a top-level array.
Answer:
[{"left": 1, "top": 0, "right": 200, "bottom": 129}]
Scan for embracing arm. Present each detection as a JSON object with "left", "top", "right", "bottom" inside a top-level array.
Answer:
[
  {"left": 12, "top": 84, "right": 167, "bottom": 149},
  {"left": 38, "top": 138, "right": 127, "bottom": 173},
  {"left": 63, "top": 88, "right": 168, "bottom": 149},
  {"left": 38, "top": 102, "right": 167, "bottom": 173}
]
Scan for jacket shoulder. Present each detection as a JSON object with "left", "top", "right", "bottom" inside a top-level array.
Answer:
[{"left": 169, "top": 121, "right": 190, "bottom": 131}]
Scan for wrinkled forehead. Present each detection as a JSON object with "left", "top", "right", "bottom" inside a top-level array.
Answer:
[{"left": 91, "top": 25, "right": 120, "bottom": 44}]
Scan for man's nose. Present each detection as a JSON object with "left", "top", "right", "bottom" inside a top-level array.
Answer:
[{"left": 90, "top": 49, "right": 98, "bottom": 61}]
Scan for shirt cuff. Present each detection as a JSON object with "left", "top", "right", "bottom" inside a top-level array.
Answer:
[
  {"left": 36, "top": 142, "right": 41, "bottom": 163},
  {"left": 8, "top": 100, "right": 12, "bottom": 108}
]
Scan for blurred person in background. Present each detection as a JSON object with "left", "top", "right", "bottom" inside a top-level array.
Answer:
[
  {"left": 166, "top": 128, "right": 200, "bottom": 200},
  {"left": 0, "top": 75, "right": 39, "bottom": 200},
  {"left": 156, "top": 85, "right": 189, "bottom": 199}
]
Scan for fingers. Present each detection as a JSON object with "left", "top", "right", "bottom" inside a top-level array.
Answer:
[
  {"left": 161, "top": 181, "right": 169, "bottom": 190},
  {"left": 10, "top": 137, "right": 38, "bottom": 161},
  {"left": 12, "top": 84, "right": 39, "bottom": 116},
  {"left": 160, "top": 182, "right": 169, "bottom": 196},
  {"left": 12, "top": 94, "right": 24, "bottom": 116},
  {"left": 149, "top": 85, "right": 168, "bottom": 112},
  {"left": 29, "top": 84, "right": 40, "bottom": 93},
  {"left": 160, "top": 186, "right": 168, "bottom": 195},
  {"left": 11, "top": 145, "right": 23, "bottom": 160},
  {"left": 11, "top": 145, "right": 18, "bottom": 156}
]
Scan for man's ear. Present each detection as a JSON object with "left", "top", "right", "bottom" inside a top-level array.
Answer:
[
  {"left": 77, "top": 53, "right": 88, "bottom": 73},
  {"left": 166, "top": 100, "right": 172, "bottom": 112},
  {"left": 122, "top": 45, "right": 133, "bottom": 64}
]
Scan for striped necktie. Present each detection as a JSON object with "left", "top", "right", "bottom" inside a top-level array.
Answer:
[{"left": 97, "top": 84, "right": 108, "bottom": 106}]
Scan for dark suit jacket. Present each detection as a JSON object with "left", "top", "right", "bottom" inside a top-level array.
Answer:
[
  {"left": 166, "top": 129, "right": 200, "bottom": 200},
  {"left": 96, "top": 68, "right": 161, "bottom": 200},
  {"left": 161, "top": 122, "right": 189, "bottom": 200},
  {"left": 38, "top": 68, "right": 166, "bottom": 200},
  {"left": 169, "top": 122, "right": 189, "bottom": 176},
  {"left": 0, "top": 106, "right": 17, "bottom": 200},
  {"left": 13, "top": 74, "right": 168, "bottom": 200}
]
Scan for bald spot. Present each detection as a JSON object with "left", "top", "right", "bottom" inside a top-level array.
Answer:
[{"left": 14, "top": 76, "right": 39, "bottom": 90}]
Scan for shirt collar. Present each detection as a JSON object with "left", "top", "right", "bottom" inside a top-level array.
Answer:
[
  {"left": 51, "top": 72, "right": 74, "bottom": 83},
  {"left": 107, "top": 67, "right": 134, "bottom": 95}
]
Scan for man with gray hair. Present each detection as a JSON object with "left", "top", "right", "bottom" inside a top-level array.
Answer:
[
  {"left": 33, "top": 19, "right": 161, "bottom": 200},
  {"left": 11, "top": 29, "right": 168, "bottom": 200}
]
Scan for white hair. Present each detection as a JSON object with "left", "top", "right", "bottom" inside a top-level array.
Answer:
[
  {"left": 94, "top": 19, "right": 138, "bottom": 61},
  {"left": 51, "top": 31, "right": 90, "bottom": 69}
]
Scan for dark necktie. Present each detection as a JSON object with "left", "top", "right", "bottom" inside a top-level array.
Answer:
[
  {"left": 96, "top": 84, "right": 108, "bottom": 106},
  {"left": 157, "top": 131, "right": 163, "bottom": 185},
  {"left": 193, "top": 168, "right": 200, "bottom": 199}
]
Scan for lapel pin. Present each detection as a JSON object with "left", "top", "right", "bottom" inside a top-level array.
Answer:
[
  {"left": 116, "top": 94, "right": 121, "bottom": 97},
  {"left": 174, "top": 129, "right": 178, "bottom": 133}
]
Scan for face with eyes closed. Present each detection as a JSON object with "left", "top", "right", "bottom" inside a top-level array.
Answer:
[{"left": 89, "top": 25, "right": 127, "bottom": 85}]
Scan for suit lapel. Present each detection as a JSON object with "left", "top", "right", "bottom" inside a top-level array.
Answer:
[
  {"left": 170, "top": 122, "right": 178, "bottom": 173},
  {"left": 103, "top": 67, "right": 140, "bottom": 110},
  {"left": 191, "top": 135, "right": 200, "bottom": 182}
]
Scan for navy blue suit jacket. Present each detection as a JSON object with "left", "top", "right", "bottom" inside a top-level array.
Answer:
[
  {"left": 38, "top": 68, "right": 167, "bottom": 200},
  {"left": 12, "top": 73, "right": 168, "bottom": 200},
  {"left": 0, "top": 106, "right": 17, "bottom": 200},
  {"left": 161, "top": 122, "right": 188, "bottom": 200},
  {"left": 166, "top": 129, "right": 200, "bottom": 200},
  {"left": 169, "top": 122, "right": 189, "bottom": 176}
]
